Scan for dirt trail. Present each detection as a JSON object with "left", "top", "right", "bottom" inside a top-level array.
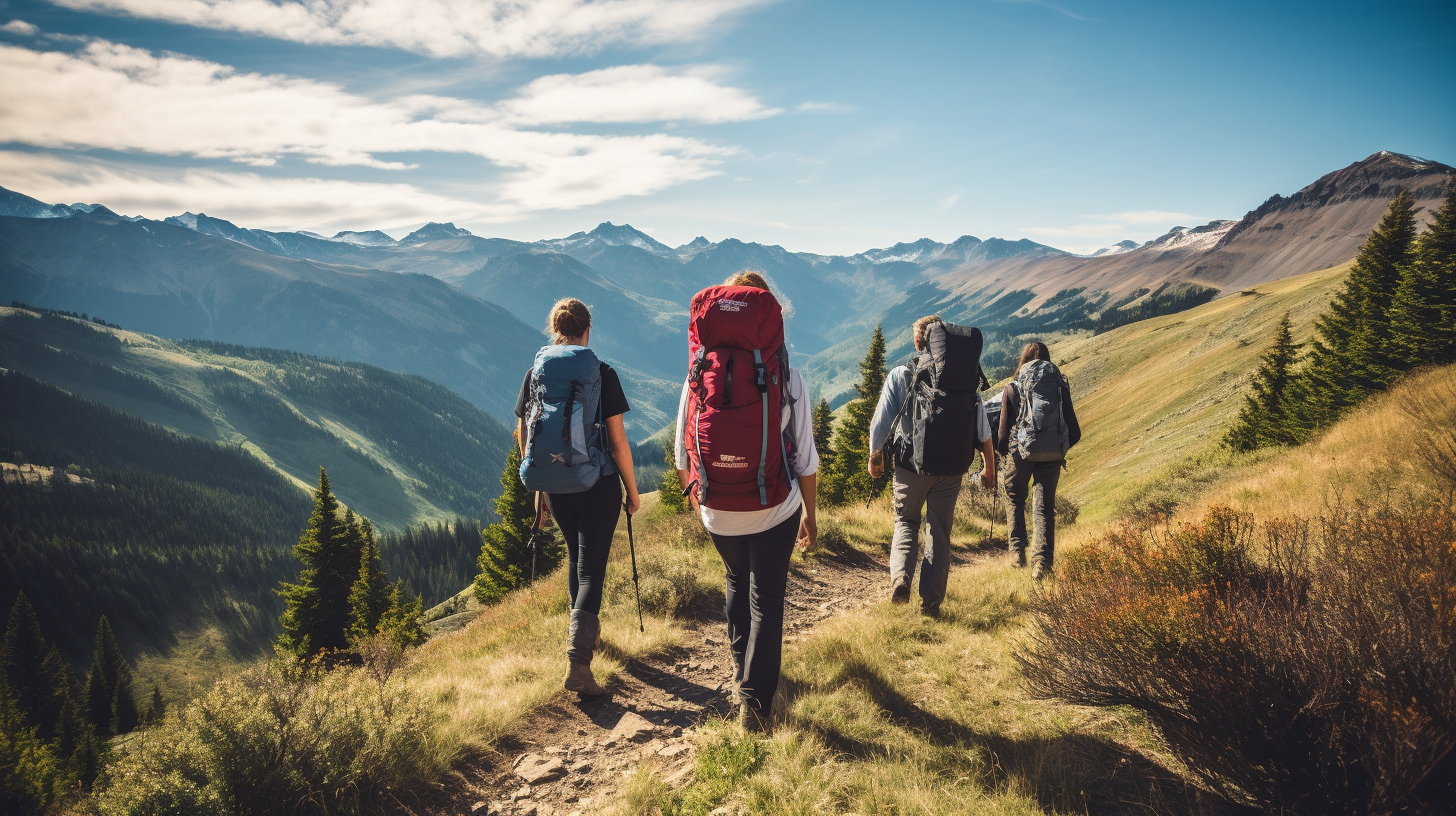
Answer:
[{"left": 413, "top": 538, "right": 889, "bottom": 816}]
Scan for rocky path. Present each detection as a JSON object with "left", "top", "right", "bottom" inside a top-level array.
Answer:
[{"left": 414, "top": 537, "right": 889, "bottom": 816}]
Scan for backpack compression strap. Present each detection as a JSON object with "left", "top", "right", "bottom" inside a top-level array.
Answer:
[{"left": 754, "top": 349, "right": 769, "bottom": 506}]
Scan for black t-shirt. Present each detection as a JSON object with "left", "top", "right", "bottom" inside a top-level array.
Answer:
[{"left": 515, "top": 362, "right": 630, "bottom": 419}]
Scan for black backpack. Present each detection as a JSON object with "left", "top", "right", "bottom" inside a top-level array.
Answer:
[{"left": 893, "top": 321, "right": 989, "bottom": 475}]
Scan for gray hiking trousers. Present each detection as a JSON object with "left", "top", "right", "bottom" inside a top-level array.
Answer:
[
  {"left": 890, "top": 466, "right": 964, "bottom": 609},
  {"left": 1004, "top": 454, "right": 1062, "bottom": 570}
]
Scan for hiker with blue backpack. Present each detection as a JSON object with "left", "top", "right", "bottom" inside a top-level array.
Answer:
[
  {"left": 675, "top": 272, "right": 819, "bottom": 732},
  {"left": 998, "top": 341, "right": 1080, "bottom": 580},
  {"left": 516, "top": 298, "right": 640, "bottom": 696},
  {"left": 869, "top": 316, "right": 996, "bottom": 616}
]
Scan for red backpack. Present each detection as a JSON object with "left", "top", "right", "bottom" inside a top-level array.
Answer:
[{"left": 684, "top": 285, "right": 794, "bottom": 511}]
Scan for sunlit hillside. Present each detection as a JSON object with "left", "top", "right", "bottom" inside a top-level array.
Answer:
[{"left": 1051, "top": 262, "right": 1350, "bottom": 521}]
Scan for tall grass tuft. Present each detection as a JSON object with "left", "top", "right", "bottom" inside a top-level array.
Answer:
[
  {"left": 92, "top": 656, "right": 446, "bottom": 816},
  {"left": 1019, "top": 504, "right": 1456, "bottom": 814}
]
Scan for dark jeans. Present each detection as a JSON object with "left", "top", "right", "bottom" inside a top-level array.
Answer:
[
  {"left": 1004, "top": 455, "right": 1061, "bottom": 570},
  {"left": 709, "top": 510, "right": 801, "bottom": 717},
  {"left": 547, "top": 477, "right": 621, "bottom": 663}
]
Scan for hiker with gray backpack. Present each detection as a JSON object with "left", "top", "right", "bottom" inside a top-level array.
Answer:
[
  {"left": 869, "top": 316, "right": 996, "bottom": 616},
  {"left": 998, "top": 341, "right": 1080, "bottom": 580},
  {"left": 517, "top": 298, "right": 641, "bottom": 696}
]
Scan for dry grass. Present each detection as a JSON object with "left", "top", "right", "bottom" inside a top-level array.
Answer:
[
  {"left": 1189, "top": 363, "right": 1456, "bottom": 520},
  {"left": 1050, "top": 263, "right": 1351, "bottom": 522},
  {"left": 410, "top": 502, "right": 715, "bottom": 760}
]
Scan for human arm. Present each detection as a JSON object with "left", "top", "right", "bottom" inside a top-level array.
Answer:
[
  {"left": 867, "top": 366, "right": 909, "bottom": 477},
  {"left": 673, "top": 379, "right": 699, "bottom": 513},
  {"left": 606, "top": 414, "right": 640, "bottom": 514},
  {"left": 796, "top": 473, "right": 817, "bottom": 550},
  {"left": 1062, "top": 378, "right": 1082, "bottom": 448},
  {"left": 976, "top": 398, "right": 995, "bottom": 489},
  {"left": 997, "top": 384, "right": 1017, "bottom": 456}
]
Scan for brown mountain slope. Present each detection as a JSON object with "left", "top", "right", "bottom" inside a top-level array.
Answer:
[{"left": 932, "top": 151, "right": 1451, "bottom": 311}]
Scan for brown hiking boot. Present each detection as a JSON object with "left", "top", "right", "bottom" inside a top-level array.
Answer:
[
  {"left": 890, "top": 579, "right": 910, "bottom": 605},
  {"left": 564, "top": 662, "right": 607, "bottom": 697}
]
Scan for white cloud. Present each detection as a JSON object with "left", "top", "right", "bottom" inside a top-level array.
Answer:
[
  {"left": 936, "top": 192, "right": 960, "bottom": 212},
  {"left": 49, "top": 0, "right": 773, "bottom": 58},
  {"left": 502, "top": 65, "right": 778, "bottom": 125},
  {"left": 795, "top": 101, "right": 855, "bottom": 114},
  {"left": 0, "top": 40, "right": 732, "bottom": 209},
  {"left": 0, "top": 151, "right": 514, "bottom": 230},
  {"left": 991, "top": 0, "right": 1096, "bottom": 22},
  {"left": 2, "top": 19, "right": 40, "bottom": 35}
]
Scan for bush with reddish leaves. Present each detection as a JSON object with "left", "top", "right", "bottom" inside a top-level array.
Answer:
[{"left": 1018, "top": 505, "right": 1456, "bottom": 815}]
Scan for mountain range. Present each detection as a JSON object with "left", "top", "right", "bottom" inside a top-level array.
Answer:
[{"left": 1, "top": 151, "right": 1449, "bottom": 428}]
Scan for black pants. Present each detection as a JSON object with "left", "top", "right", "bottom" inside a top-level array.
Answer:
[
  {"left": 547, "top": 477, "right": 621, "bottom": 663},
  {"left": 709, "top": 510, "right": 801, "bottom": 717},
  {"left": 1004, "top": 455, "right": 1061, "bottom": 570}
]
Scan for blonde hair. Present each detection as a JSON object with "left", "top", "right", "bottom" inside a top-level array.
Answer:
[
  {"left": 547, "top": 298, "right": 591, "bottom": 343},
  {"left": 724, "top": 271, "right": 770, "bottom": 291},
  {"left": 913, "top": 315, "right": 942, "bottom": 349}
]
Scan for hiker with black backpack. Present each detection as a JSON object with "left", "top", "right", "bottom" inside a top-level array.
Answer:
[
  {"left": 675, "top": 272, "right": 819, "bottom": 732},
  {"left": 868, "top": 316, "right": 996, "bottom": 616},
  {"left": 517, "top": 298, "right": 640, "bottom": 696},
  {"left": 998, "top": 341, "right": 1080, "bottom": 580}
]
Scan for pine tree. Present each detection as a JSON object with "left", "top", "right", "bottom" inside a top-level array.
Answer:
[
  {"left": 1389, "top": 180, "right": 1456, "bottom": 367},
  {"left": 346, "top": 518, "right": 389, "bottom": 647},
  {"left": 278, "top": 468, "right": 356, "bottom": 658},
  {"left": 658, "top": 433, "right": 687, "bottom": 514},
  {"left": 52, "top": 690, "right": 99, "bottom": 788},
  {"left": 0, "top": 683, "right": 54, "bottom": 815},
  {"left": 476, "top": 445, "right": 536, "bottom": 604},
  {"left": 1294, "top": 191, "right": 1419, "bottom": 430},
  {"left": 83, "top": 615, "right": 136, "bottom": 735},
  {"left": 144, "top": 684, "right": 165, "bottom": 724},
  {"left": 1, "top": 593, "right": 69, "bottom": 740},
  {"left": 821, "top": 325, "right": 888, "bottom": 505},
  {"left": 1226, "top": 313, "right": 1303, "bottom": 452},
  {"left": 378, "top": 580, "right": 425, "bottom": 648},
  {"left": 811, "top": 398, "right": 835, "bottom": 469}
]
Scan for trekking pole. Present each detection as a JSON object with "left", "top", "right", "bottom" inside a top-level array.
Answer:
[{"left": 625, "top": 498, "right": 644, "bottom": 632}]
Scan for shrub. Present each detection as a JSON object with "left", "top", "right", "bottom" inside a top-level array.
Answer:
[
  {"left": 1053, "top": 494, "right": 1080, "bottom": 527},
  {"left": 1018, "top": 505, "right": 1456, "bottom": 814},
  {"left": 93, "top": 658, "right": 446, "bottom": 816},
  {"left": 611, "top": 546, "right": 722, "bottom": 620}
]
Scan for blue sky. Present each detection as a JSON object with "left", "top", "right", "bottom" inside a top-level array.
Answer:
[{"left": 0, "top": 0, "right": 1451, "bottom": 254}]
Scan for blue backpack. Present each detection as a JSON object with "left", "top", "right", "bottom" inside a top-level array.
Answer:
[{"left": 518, "top": 345, "right": 615, "bottom": 494}]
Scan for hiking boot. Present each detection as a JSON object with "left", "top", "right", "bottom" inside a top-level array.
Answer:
[
  {"left": 738, "top": 701, "right": 771, "bottom": 734},
  {"left": 890, "top": 579, "right": 911, "bottom": 605},
  {"left": 920, "top": 603, "right": 941, "bottom": 619},
  {"left": 1030, "top": 562, "right": 1051, "bottom": 581},
  {"left": 1010, "top": 549, "right": 1027, "bottom": 568},
  {"left": 564, "top": 662, "right": 607, "bottom": 697}
]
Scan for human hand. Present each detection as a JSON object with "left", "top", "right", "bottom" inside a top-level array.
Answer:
[
  {"left": 796, "top": 515, "right": 817, "bottom": 551},
  {"left": 980, "top": 468, "right": 995, "bottom": 490},
  {"left": 626, "top": 492, "right": 641, "bottom": 515},
  {"left": 537, "top": 493, "right": 551, "bottom": 526},
  {"left": 868, "top": 455, "right": 883, "bottom": 479}
]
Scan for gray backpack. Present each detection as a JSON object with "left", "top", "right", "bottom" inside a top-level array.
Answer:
[{"left": 1011, "top": 359, "right": 1070, "bottom": 462}]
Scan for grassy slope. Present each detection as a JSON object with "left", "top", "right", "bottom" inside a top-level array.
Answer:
[
  {"left": 0, "top": 307, "right": 508, "bottom": 528},
  {"left": 1052, "top": 262, "right": 1349, "bottom": 522}
]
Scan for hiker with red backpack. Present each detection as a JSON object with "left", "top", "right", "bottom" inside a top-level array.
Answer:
[
  {"left": 998, "top": 341, "right": 1080, "bottom": 580},
  {"left": 675, "top": 272, "right": 819, "bottom": 732},
  {"left": 517, "top": 298, "right": 641, "bottom": 696},
  {"left": 868, "top": 316, "right": 996, "bottom": 616}
]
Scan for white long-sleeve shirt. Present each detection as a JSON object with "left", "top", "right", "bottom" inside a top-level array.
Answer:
[{"left": 675, "top": 367, "right": 819, "bottom": 536}]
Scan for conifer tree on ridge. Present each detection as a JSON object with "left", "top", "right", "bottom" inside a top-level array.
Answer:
[
  {"left": 1226, "top": 312, "right": 1303, "bottom": 452},
  {"left": 821, "top": 324, "right": 888, "bottom": 505}
]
